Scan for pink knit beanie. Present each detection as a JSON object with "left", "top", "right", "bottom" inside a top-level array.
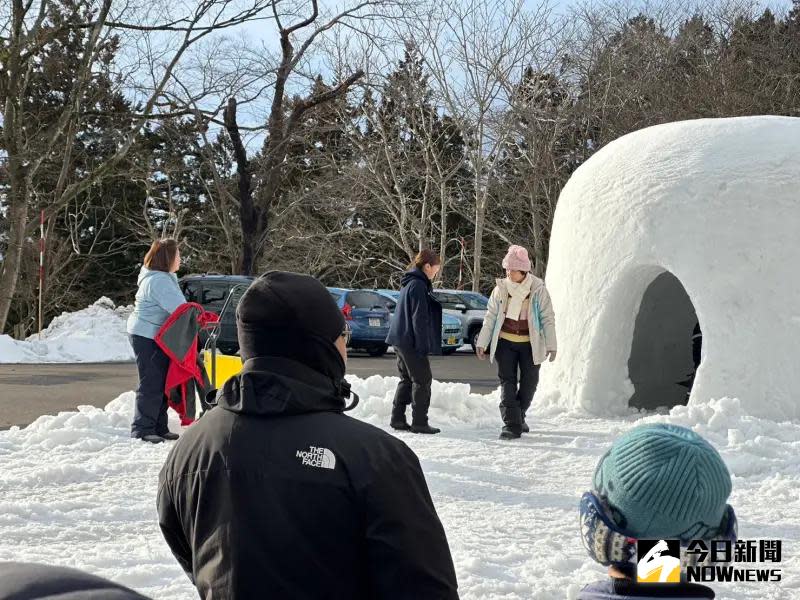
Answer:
[{"left": 502, "top": 245, "right": 531, "bottom": 272}]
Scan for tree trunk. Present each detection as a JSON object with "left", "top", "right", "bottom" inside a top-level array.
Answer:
[
  {"left": 473, "top": 205, "right": 485, "bottom": 292},
  {"left": 0, "top": 183, "right": 29, "bottom": 332},
  {"left": 533, "top": 228, "right": 544, "bottom": 278},
  {"left": 438, "top": 182, "right": 448, "bottom": 285},
  {"left": 224, "top": 98, "right": 255, "bottom": 275},
  {"left": 472, "top": 166, "right": 485, "bottom": 292},
  {"left": 529, "top": 190, "right": 543, "bottom": 278},
  {"left": 419, "top": 196, "right": 428, "bottom": 252}
]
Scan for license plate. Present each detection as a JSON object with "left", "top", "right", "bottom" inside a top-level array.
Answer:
[
  {"left": 369, "top": 318, "right": 381, "bottom": 327},
  {"left": 447, "top": 337, "right": 456, "bottom": 345}
]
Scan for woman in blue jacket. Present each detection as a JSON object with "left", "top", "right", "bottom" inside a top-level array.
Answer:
[
  {"left": 385, "top": 250, "right": 443, "bottom": 434},
  {"left": 126, "top": 239, "right": 186, "bottom": 443}
]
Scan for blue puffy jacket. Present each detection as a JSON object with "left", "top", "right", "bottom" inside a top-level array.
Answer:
[
  {"left": 579, "top": 578, "right": 715, "bottom": 599},
  {"left": 126, "top": 267, "right": 187, "bottom": 339},
  {"left": 385, "top": 268, "right": 442, "bottom": 356}
]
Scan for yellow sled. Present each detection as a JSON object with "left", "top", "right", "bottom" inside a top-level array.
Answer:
[
  {"left": 200, "top": 282, "right": 251, "bottom": 390},
  {"left": 203, "top": 349, "right": 243, "bottom": 390}
]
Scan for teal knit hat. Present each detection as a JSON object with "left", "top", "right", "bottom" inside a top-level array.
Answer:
[{"left": 593, "top": 423, "right": 732, "bottom": 542}]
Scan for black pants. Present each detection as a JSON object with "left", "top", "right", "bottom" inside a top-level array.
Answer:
[
  {"left": 392, "top": 347, "right": 433, "bottom": 426},
  {"left": 130, "top": 334, "right": 170, "bottom": 437},
  {"left": 495, "top": 338, "right": 540, "bottom": 432}
]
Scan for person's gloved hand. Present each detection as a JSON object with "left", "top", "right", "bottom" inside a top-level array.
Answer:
[{"left": 547, "top": 350, "right": 557, "bottom": 362}]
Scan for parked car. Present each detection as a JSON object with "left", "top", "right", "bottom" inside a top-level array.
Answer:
[
  {"left": 179, "top": 274, "right": 255, "bottom": 355},
  {"left": 327, "top": 288, "right": 391, "bottom": 357},
  {"left": 376, "top": 290, "right": 463, "bottom": 355},
  {"left": 431, "top": 289, "right": 489, "bottom": 352}
]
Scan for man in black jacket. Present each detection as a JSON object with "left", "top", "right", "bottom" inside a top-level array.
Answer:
[{"left": 157, "top": 271, "right": 459, "bottom": 599}]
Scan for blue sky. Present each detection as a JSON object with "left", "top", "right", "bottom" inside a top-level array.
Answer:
[{"left": 218, "top": 0, "right": 796, "bottom": 152}]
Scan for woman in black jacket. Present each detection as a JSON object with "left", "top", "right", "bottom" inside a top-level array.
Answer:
[{"left": 385, "top": 250, "right": 443, "bottom": 434}]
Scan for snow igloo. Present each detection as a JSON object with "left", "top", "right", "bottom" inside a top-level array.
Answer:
[{"left": 537, "top": 116, "right": 800, "bottom": 421}]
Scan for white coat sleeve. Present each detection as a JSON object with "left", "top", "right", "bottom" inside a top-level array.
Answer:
[{"left": 538, "top": 286, "right": 557, "bottom": 352}]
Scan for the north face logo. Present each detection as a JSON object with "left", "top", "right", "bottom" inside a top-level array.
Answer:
[{"left": 296, "top": 446, "right": 336, "bottom": 470}]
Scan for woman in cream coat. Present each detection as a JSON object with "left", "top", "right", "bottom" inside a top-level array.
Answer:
[{"left": 476, "top": 245, "right": 557, "bottom": 439}]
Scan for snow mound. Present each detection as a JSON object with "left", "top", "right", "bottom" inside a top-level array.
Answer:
[
  {"left": 641, "top": 396, "right": 800, "bottom": 482},
  {"left": 539, "top": 116, "right": 800, "bottom": 421},
  {"left": 0, "top": 298, "right": 134, "bottom": 363},
  {"left": 348, "top": 375, "right": 499, "bottom": 427}
]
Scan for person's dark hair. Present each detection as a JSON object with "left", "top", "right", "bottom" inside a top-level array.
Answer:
[
  {"left": 410, "top": 249, "right": 441, "bottom": 270},
  {"left": 144, "top": 239, "right": 179, "bottom": 272}
]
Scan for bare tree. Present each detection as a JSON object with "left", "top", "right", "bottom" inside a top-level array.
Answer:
[
  {"left": 339, "top": 44, "right": 470, "bottom": 283},
  {"left": 222, "top": 0, "right": 397, "bottom": 275},
  {"left": 402, "top": 0, "right": 565, "bottom": 289},
  {"left": 0, "top": 0, "right": 277, "bottom": 331}
]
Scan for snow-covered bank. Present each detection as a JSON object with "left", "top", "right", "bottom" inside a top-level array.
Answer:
[
  {"left": 349, "top": 375, "right": 499, "bottom": 428},
  {"left": 0, "top": 298, "right": 134, "bottom": 364},
  {"left": 0, "top": 377, "right": 797, "bottom": 599}
]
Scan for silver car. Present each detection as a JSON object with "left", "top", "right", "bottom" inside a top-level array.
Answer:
[{"left": 431, "top": 289, "right": 490, "bottom": 352}]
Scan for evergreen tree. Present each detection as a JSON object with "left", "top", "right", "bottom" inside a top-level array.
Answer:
[
  {"left": 346, "top": 44, "right": 471, "bottom": 286},
  {"left": 1, "top": 0, "right": 143, "bottom": 331}
]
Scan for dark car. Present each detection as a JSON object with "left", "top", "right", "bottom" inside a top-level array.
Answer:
[
  {"left": 327, "top": 288, "right": 391, "bottom": 357},
  {"left": 179, "top": 274, "right": 255, "bottom": 354}
]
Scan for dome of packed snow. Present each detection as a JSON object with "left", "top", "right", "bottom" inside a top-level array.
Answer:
[{"left": 537, "top": 116, "right": 800, "bottom": 421}]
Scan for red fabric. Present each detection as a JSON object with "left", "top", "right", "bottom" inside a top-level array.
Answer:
[{"left": 154, "top": 303, "right": 218, "bottom": 426}]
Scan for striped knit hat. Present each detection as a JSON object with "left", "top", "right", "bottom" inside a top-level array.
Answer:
[{"left": 593, "top": 423, "right": 732, "bottom": 542}]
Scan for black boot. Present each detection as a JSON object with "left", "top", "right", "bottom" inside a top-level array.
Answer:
[
  {"left": 499, "top": 426, "right": 521, "bottom": 440},
  {"left": 390, "top": 406, "right": 411, "bottom": 431},
  {"left": 160, "top": 432, "right": 180, "bottom": 441},
  {"left": 411, "top": 423, "right": 441, "bottom": 434},
  {"left": 520, "top": 418, "right": 530, "bottom": 433},
  {"left": 390, "top": 420, "right": 411, "bottom": 431},
  {"left": 140, "top": 434, "right": 165, "bottom": 444}
]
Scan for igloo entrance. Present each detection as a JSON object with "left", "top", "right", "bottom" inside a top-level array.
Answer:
[{"left": 628, "top": 272, "right": 699, "bottom": 411}]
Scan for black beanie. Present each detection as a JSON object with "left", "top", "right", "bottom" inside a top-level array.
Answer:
[{"left": 236, "top": 271, "right": 346, "bottom": 380}]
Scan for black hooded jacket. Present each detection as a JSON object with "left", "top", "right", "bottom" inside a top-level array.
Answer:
[
  {"left": 385, "top": 268, "right": 443, "bottom": 356},
  {"left": 0, "top": 563, "right": 151, "bottom": 600},
  {"left": 157, "top": 356, "right": 459, "bottom": 600}
]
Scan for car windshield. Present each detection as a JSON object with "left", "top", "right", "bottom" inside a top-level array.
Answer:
[
  {"left": 217, "top": 283, "right": 250, "bottom": 323},
  {"left": 459, "top": 293, "right": 488, "bottom": 310},
  {"left": 202, "top": 284, "right": 229, "bottom": 308},
  {"left": 346, "top": 291, "right": 384, "bottom": 309},
  {"left": 432, "top": 292, "right": 461, "bottom": 309}
]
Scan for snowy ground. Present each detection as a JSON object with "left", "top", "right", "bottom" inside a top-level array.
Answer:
[
  {"left": 0, "top": 298, "right": 134, "bottom": 363},
  {"left": 0, "top": 377, "right": 797, "bottom": 599}
]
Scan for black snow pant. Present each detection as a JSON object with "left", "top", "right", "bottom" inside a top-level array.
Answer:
[
  {"left": 392, "top": 346, "right": 433, "bottom": 426},
  {"left": 130, "top": 334, "right": 170, "bottom": 438},
  {"left": 495, "top": 338, "right": 540, "bottom": 433}
]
